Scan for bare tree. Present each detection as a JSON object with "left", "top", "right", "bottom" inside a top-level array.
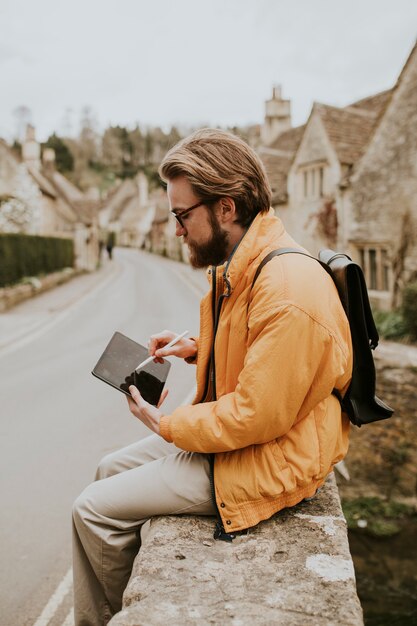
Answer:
[
  {"left": 12, "top": 106, "right": 32, "bottom": 141},
  {"left": 79, "top": 106, "right": 99, "bottom": 164}
]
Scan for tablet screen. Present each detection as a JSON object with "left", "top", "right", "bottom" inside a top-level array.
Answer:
[{"left": 92, "top": 331, "right": 171, "bottom": 406}]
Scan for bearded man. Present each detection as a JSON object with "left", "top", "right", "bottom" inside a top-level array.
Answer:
[{"left": 72, "top": 129, "right": 352, "bottom": 625}]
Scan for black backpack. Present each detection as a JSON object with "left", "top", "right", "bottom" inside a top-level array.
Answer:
[{"left": 251, "top": 248, "right": 394, "bottom": 427}]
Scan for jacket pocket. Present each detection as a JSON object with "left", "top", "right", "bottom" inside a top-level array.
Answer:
[
  {"left": 265, "top": 439, "right": 297, "bottom": 494},
  {"left": 268, "top": 439, "right": 289, "bottom": 471}
]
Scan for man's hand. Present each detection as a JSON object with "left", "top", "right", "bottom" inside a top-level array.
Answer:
[
  {"left": 127, "top": 386, "right": 169, "bottom": 435},
  {"left": 149, "top": 330, "right": 197, "bottom": 363}
]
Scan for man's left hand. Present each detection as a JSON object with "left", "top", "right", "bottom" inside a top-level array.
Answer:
[{"left": 127, "top": 386, "right": 169, "bottom": 435}]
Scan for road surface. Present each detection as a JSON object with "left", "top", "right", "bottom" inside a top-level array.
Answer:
[{"left": 0, "top": 248, "right": 206, "bottom": 626}]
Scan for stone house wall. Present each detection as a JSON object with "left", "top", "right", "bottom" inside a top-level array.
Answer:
[
  {"left": 342, "top": 45, "right": 417, "bottom": 308},
  {"left": 281, "top": 112, "right": 342, "bottom": 255}
]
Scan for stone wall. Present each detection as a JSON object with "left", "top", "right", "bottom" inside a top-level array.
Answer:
[
  {"left": 282, "top": 111, "right": 342, "bottom": 256},
  {"left": 347, "top": 44, "right": 417, "bottom": 305},
  {"left": 0, "top": 267, "right": 81, "bottom": 312},
  {"left": 109, "top": 473, "right": 363, "bottom": 626},
  {"left": 339, "top": 340, "right": 417, "bottom": 502}
]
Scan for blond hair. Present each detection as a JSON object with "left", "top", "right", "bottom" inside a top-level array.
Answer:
[{"left": 159, "top": 128, "right": 271, "bottom": 227}]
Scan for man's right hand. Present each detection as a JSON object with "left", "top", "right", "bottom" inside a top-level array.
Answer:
[{"left": 149, "top": 330, "right": 197, "bottom": 362}]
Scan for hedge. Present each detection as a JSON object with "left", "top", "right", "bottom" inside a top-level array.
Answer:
[{"left": 0, "top": 233, "right": 74, "bottom": 287}]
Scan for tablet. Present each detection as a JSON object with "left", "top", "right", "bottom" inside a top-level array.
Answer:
[{"left": 92, "top": 331, "right": 171, "bottom": 406}]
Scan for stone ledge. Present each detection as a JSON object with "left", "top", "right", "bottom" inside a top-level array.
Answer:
[
  {"left": 109, "top": 473, "right": 363, "bottom": 626},
  {"left": 0, "top": 267, "right": 81, "bottom": 312}
]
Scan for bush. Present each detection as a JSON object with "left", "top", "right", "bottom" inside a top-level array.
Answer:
[
  {"left": 0, "top": 233, "right": 74, "bottom": 287},
  {"left": 402, "top": 282, "right": 417, "bottom": 341},
  {"left": 373, "top": 309, "right": 408, "bottom": 340},
  {"left": 342, "top": 496, "right": 413, "bottom": 537}
]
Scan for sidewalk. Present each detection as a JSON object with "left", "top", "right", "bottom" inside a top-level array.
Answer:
[{"left": 0, "top": 258, "right": 120, "bottom": 353}]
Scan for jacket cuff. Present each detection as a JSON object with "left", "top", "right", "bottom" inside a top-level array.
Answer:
[{"left": 159, "top": 415, "right": 173, "bottom": 442}]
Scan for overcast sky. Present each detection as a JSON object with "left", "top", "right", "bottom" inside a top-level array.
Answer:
[{"left": 1, "top": 0, "right": 416, "bottom": 142}]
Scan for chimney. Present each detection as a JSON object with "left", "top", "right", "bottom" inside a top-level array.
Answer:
[
  {"left": 22, "top": 124, "right": 41, "bottom": 170},
  {"left": 42, "top": 147, "right": 56, "bottom": 172},
  {"left": 261, "top": 85, "right": 292, "bottom": 146}
]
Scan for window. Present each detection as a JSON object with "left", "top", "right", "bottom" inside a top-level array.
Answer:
[
  {"left": 360, "top": 248, "right": 365, "bottom": 271},
  {"left": 381, "top": 249, "right": 390, "bottom": 291},
  {"left": 369, "top": 249, "right": 377, "bottom": 290},
  {"left": 300, "top": 164, "right": 326, "bottom": 200},
  {"left": 319, "top": 167, "right": 324, "bottom": 197},
  {"left": 357, "top": 245, "right": 391, "bottom": 291}
]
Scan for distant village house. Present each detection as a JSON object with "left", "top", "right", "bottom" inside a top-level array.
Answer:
[
  {"left": 259, "top": 41, "right": 417, "bottom": 310},
  {"left": 0, "top": 125, "right": 100, "bottom": 272}
]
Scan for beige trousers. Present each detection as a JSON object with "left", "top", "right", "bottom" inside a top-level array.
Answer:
[{"left": 72, "top": 434, "right": 215, "bottom": 626}]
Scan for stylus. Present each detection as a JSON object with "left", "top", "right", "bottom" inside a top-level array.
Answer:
[{"left": 135, "top": 330, "right": 189, "bottom": 371}]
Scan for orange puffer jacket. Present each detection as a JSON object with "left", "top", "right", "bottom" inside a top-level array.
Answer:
[{"left": 160, "top": 209, "right": 352, "bottom": 532}]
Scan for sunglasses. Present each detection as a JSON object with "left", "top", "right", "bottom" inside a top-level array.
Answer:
[{"left": 170, "top": 201, "right": 205, "bottom": 228}]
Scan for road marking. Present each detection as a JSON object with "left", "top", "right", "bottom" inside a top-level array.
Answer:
[
  {"left": 33, "top": 568, "right": 72, "bottom": 626},
  {"left": 61, "top": 607, "right": 74, "bottom": 626},
  {"left": 30, "top": 389, "right": 195, "bottom": 626}
]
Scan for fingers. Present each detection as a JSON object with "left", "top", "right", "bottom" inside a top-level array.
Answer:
[
  {"left": 130, "top": 385, "right": 168, "bottom": 410},
  {"left": 155, "top": 347, "right": 173, "bottom": 358},
  {"left": 127, "top": 385, "right": 163, "bottom": 435},
  {"left": 157, "top": 388, "right": 169, "bottom": 409},
  {"left": 148, "top": 330, "right": 175, "bottom": 357},
  {"left": 147, "top": 330, "right": 196, "bottom": 360},
  {"left": 129, "top": 385, "right": 144, "bottom": 407}
]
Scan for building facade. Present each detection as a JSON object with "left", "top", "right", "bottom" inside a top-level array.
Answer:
[
  {"left": 259, "top": 42, "right": 417, "bottom": 310},
  {"left": 0, "top": 126, "right": 100, "bottom": 271}
]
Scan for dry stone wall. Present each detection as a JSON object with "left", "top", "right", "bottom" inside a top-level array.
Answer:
[{"left": 110, "top": 473, "right": 363, "bottom": 626}]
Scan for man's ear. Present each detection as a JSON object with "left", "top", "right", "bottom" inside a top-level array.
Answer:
[{"left": 218, "top": 197, "right": 236, "bottom": 223}]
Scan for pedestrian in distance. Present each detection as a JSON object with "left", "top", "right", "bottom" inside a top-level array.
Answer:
[
  {"left": 105, "top": 231, "right": 115, "bottom": 260},
  {"left": 72, "top": 128, "right": 353, "bottom": 625}
]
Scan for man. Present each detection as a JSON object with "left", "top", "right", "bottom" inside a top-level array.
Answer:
[{"left": 72, "top": 129, "right": 352, "bottom": 625}]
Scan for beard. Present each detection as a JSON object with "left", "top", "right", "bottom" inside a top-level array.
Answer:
[{"left": 186, "top": 211, "right": 230, "bottom": 269}]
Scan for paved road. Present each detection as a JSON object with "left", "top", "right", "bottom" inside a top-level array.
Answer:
[{"left": 0, "top": 248, "right": 206, "bottom": 626}]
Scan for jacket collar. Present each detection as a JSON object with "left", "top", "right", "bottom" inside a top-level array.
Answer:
[{"left": 210, "top": 208, "right": 285, "bottom": 294}]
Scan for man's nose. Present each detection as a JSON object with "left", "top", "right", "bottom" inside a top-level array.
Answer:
[{"left": 175, "top": 221, "right": 186, "bottom": 237}]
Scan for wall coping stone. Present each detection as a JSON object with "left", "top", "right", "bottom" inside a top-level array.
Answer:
[
  {"left": 109, "top": 473, "right": 363, "bottom": 626},
  {"left": 0, "top": 267, "right": 82, "bottom": 312}
]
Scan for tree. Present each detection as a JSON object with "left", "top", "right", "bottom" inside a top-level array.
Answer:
[
  {"left": 101, "top": 126, "right": 134, "bottom": 177},
  {"left": 79, "top": 106, "right": 99, "bottom": 165},
  {"left": 43, "top": 133, "right": 74, "bottom": 173},
  {"left": 128, "top": 126, "right": 146, "bottom": 169}
]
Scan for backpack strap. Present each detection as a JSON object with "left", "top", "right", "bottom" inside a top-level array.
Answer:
[
  {"left": 251, "top": 248, "right": 378, "bottom": 349},
  {"left": 251, "top": 247, "right": 393, "bottom": 426},
  {"left": 251, "top": 247, "right": 332, "bottom": 292}
]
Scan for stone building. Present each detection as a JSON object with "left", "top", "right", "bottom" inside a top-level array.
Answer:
[
  {"left": 347, "top": 42, "right": 417, "bottom": 309},
  {"left": 259, "top": 41, "right": 417, "bottom": 310},
  {"left": 100, "top": 172, "right": 154, "bottom": 248},
  {"left": 0, "top": 126, "right": 99, "bottom": 271},
  {"left": 143, "top": 188, "right": 187, "bottom": 262}
]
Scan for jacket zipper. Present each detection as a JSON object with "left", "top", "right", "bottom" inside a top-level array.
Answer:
[{"left": 208, "top": 266, "right": 235, "bottom": 542}]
